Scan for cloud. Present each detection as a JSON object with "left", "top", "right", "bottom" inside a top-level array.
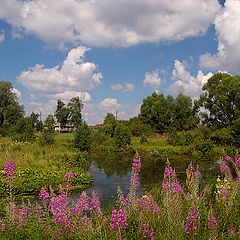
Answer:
[
  {"left": 169, "top": 60, "right": 213, "bottom": 99},
  {"left": 143, "top": 71, "right": 161, "bottom": 90},
  {"left": 0, "top": 29, "right": 5, "bottom": 43},
  {"left": 200, "top": 0, "right": 240, "bottom": 73},
  {"left": 52, "top": 91, "right": 91, "bottom": 102},
  {"left": 111, "top": 82, "right": 134, "bottom": 92},
  {"left": 98, "top": 97, "right": 121, "bottom": 110},
  {"left": 17, "top": 46, "right": 102, "bottom": 98},
  {"left": 0, "top": 0, "right": 220, "bottom": 47},
  {"left": 111, "top": 83, "right": 123, "bottom": 91},
  {"left": 11, "top": 88, "right": 22, "bottom": 99}
]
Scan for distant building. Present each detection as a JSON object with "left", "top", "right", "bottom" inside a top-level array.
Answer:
[{"left": 54, "top": 123, "right": 76, "bottom": 133}]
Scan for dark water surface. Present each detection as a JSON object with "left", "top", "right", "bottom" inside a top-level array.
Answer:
[{"left": 71, "top": 152, "right": 220, "bottom": 205}]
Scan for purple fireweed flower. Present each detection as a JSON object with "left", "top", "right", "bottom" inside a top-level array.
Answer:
[
  {"left": 208, "top": 215, "right": 217, "bottom": 229},
  {"left": 164, "top": 165, "right": 173, "bottom": 178},
  {"left": 71, "top": 195, "right": 89, "bottom": 215},
  {"left": 173, "top": 180, "right": 183, "bottom": 194},
  {"left": 136, "top": 196, "right": 160, "bottom": 214},
  {"left": 132, "top": 155, "right": 141, "bottom": 173},
  {"left": 39, "top": 187, "right": 50, "bottom": 201},
  {"left": 89, "top": 195, "right": 101, "bottom": 214},
  {"left": 220, "top": 162, "right": 229, "bottom": 174},
  {"left": 185, "top": 209, "right": 200, "bottom": 236},
  {"left": 194, "top": 168, "right": 201, "bottom": 178},
  {"left": 235, "top": 177, "right": 240, "bottom": 183},
  {"left": 81, "top": 215, "right": 93, "bottom": 232},
  {"left": 15, "top": 209, "right": 32, "bottom": 227},
  {"left": 130, "top": 174, "right": 139, "bottom": 187},
  {"left": 4, "top": 161, "right": 16, "bottom": 181},
  {"left": 140, "top": 223, "right": 155, "bottom": 239},
  {"left": 187, "top": 163, "right": 194, "bottom": 172},
  {"left": 219, "top": 186, "right": 229, "bottom": 199},
  {"left": 227, "top": 227, "right": 235, "bottom": 234},
  {"left": 64, "top": 172, "right": 75, "bottom": 181},
  {"left": 224, "top": 155, "right": 233, "bottom": 161},
  {"left": 162, "top": 180, "right": 170, "bottom": 191},
  {"left": 235, "top": 156, "right": 240, "bottom": 169},
  {"left": 110, "top": 208, "right": 127, "bottom": 231},
  {"left": 50, "top": 194, "right": 72, "bottom": 227}
]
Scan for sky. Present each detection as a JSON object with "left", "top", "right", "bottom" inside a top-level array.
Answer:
[{"left": 0, "top": 0, "right": 239, "bottom": 125}]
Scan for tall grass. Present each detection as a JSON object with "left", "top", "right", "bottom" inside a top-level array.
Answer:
[{"left": 0, "top": 153, "right": 239, "bottom": 239}]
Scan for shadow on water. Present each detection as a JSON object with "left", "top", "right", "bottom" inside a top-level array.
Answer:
[{"left": 70, "top": 151, "right": 220, "bottom": 206}]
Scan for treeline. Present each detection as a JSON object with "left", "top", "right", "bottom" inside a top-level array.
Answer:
[{"left": 0, "top": 72, "right": 240, "bottom": 151}]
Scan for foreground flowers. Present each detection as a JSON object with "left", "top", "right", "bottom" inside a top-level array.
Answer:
[{"left": 0, "top": 153, "right": 240, "bottom": 239}]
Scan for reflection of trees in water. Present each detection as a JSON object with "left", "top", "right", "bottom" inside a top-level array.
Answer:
[
  {"left": 92, "top": 153, "right": 132, "bottom": 177},
  {"left": 90, "top": 152, "right": 218, "bottom": 190}
]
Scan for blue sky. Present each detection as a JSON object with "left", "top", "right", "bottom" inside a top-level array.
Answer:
[{"left": 0, "top": 0, "right": 239, "bottom": 124}]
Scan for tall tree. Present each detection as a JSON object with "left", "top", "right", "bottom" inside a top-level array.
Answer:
[
  {"left": 67, "top": 97, "right": 84, "bottom": 128},
  {"left": 196, "top": 73, "right": 240, "bottom": 127},
  {"left": 54, "top": 100, "right": 69, "bottom": 128},
  {"left": 0, "top": 82, "right": 24, "bottom": 132},
  {"left": 102, "top": 113, "right": 116, "bottom": 137},
  {"left": 44, "top": 114, "right": 55, "bottom": 132}
]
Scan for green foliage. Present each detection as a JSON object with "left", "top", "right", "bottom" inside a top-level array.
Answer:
[
  {"left": 54, "top": 100, "right": 70, "bottom": 129},
  {"left": 140, "top": 92, "right": 198, "bottom": 133},
  {"left": 140, "top": 135, "right": 148, "bottom": 144},
  {"left": 127, "top": 117, "right": 153, "bottom": 137},
  {"left": 114, "top": 124, "right": 131, "bottom": 149},
  {"left": 196, "top": 72, "right": 240, "bottom": 127},
  {"left": 30, "top": 112, "right": 42, "bottom": 132},
  {"left": 73, "top": 123, "right": 92, "bottom": 151},
  {"left": 102, "top": 113, "right": 116, "bottom": 137},
  {"left": 67, "top": 96, "right": 84, "bottom": 128},
  {"left": 10, "top": 117, "right": 35, "bottom": 142},
  {"left": 0, "top": 82, "right": 24, "bottom": 134},
  {"left": 44, "top": 114, "right": 55, "bottom": 132},
  {"left": 38, "top": 130, "right": 55, "bottom": 146}
]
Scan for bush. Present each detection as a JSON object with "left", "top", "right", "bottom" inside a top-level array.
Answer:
[
  {"left": 38, "top": 130, "right": 55, "bottom": 146},
  {"left": 114, "top": 125, "right": 131, "bottom": 149},
  {"left": 73, "top": 123, "right": 92, "bottom": 151}
]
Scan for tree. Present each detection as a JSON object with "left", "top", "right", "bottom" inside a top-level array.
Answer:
[
  {"left": 30, "top": 112, "right": 42, "bottom": 132},
  {"left": 54, "top": 100, "right": 69, "bottom": 128},
  {"left": 139, "top": 92, "right": 196, "bottom": 133},
  {"left": 11, "top": 117, "right": 35, "bottom": 142},
  {"left": 114, "top": 124, "right": 131, "bottom": 149},
  {"left": 73, "top": 123, "right": 92, "bottom": 151},
  {"left": 196, "top": 73, "right": 240, "bottom": 127},
  {"left": 0, "top": 82, "right": 24, "bottom": 132},
  {"left": 44, "top": 114, "right": 55, "bottom": 132},
  {"left": 67, "top": 97, "right": 84, "bottom": 128},
  {"left": 102, "top": 113, "right": 116, "bottom": 137}
]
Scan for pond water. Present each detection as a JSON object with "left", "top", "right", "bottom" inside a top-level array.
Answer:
[{"left": 71, "top": 152, "right": 221, "bottom": 206}]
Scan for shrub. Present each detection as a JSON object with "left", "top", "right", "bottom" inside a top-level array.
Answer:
[
  {"left": 73, "top": 123, "right": 92, "bottom": 151},
  {"left": 38, "top": 130, "right": 55, "bottom": 146},
  {"left": 114, "top": 125, "right": 131, "bottom": 149}
]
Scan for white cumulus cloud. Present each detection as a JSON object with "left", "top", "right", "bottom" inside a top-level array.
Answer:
[
  {"left": 143, "top": 71, "right": 161, "bottom": 90},
  {"left": 169, "top": 60, "right": 213, "bottom": 99},
  {"left": 111, "top": 82, "right": 134, "bottom": 92},
  {"left": 98, "top": 97, "right": 121, "bottom": 110},
  {"left": 17, "top": 46, "right": 102, "bottom": 96},
  {"left": 0, "top": 29, "right": 5, "bottom": 43},
  {"left": 200, "top": 0, "right": 240, "bottom": 73},
  {"left": 0, "top": 0, "right": 220, "bottom": 47},
  {"left": 111, "top": 83, "right": 123, "bottom": 91}
]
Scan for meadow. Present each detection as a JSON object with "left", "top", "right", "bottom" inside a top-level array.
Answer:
[{"left": 0, "top": 152, "right": 239, "bottom": 239}]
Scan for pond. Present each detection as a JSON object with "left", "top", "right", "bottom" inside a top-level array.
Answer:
[{"left": 71, "top": 152, "right": 221, "bottom": 205}]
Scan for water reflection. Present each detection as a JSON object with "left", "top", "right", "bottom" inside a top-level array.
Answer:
[{"left": 71, "top": 152, "right": 220, "bottom": 206}]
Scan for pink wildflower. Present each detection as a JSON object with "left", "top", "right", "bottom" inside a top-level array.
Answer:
[
  {"left": 110, "top": 208, "right": 127, "bottom": 231},
  {"left": 136, "top": 197, "right": 160, "bottom": 214},
  {"left": 188, "top": 163, "right": 194, "bottom": 172},
  {"left": 173, "top": 180, "right": 183, "bottom": 194},
  {"left": 235, "top": 156, "right": 240, "bottom": 169},
  {"left": 185, "top": 209, "right": 200, "bottom": 236},
  {"left": 49, "top": 194, "right": 72, "bottom": 227},
  {"left": 224, "top": 155, "right": 233, "bottom": 161},
  {"left": 64, "top": 172, "right": 75, "bottom": 181},
  {"left": 130, "top": 175, "right": 139, "bottom": 187},
  {"left": 220, "top": 162, "right": 229, "bottom": 174},
  {"left": 132, "top": 155, "right": 141, "bottom": 173},
  {"left": 208, "top": 215, "right": 217, "bottom": 229},
  {"left": 164, "top": 165, "right": 173, "bottom": 178},
  {"left": 194, "top": 168, "right": 201, "bottom": 178},
  {"left": 162, "top": 180, "right": 169, "bottom": 191},
  {"left": 4, "top": 161, "right": 16, "bottom": 181},
  {"left": 235, "top": 177, "right": 240, "bottom": 183},
  {"left": 140, "top": 223, "right": 155, "bottom": 239},
  {"left": 219, "top": 186, "right": 229, "bottom": 199},
  {"left": 39, "top": 187, "right": 50, "bottom": 201}
]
